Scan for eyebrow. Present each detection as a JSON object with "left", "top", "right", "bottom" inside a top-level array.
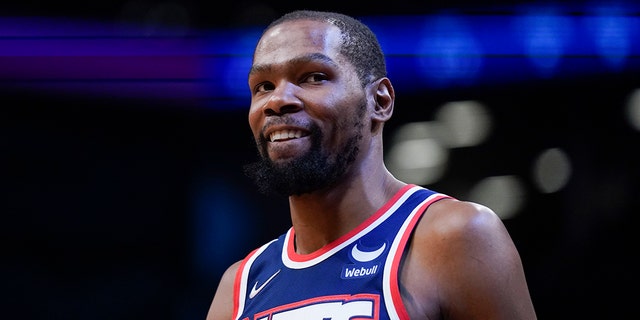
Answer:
[{"left": 249, "top": 52, "right": 338, "bottom": 76}]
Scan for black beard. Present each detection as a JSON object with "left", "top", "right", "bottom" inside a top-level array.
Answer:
[
  {"left": 244, "top": 98, "right": 367, "bottom": 197},
  {"left": 243, "top": 125, "right": 362, "bottom": 197}
]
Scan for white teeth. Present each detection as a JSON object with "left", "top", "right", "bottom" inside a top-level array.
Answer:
[{"left": 270, "top": 130, "right": 303, "bottom": 142}]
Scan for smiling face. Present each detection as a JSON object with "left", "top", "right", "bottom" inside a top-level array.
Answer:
[{"left": 243, "top": 19, "right": 371, "bottom": 196}]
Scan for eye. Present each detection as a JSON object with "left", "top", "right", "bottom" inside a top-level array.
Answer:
[
  {"left": 254, "top": 82, "right": 275, "bottom": 94},
  {"left": 303, "top": 73, "right": 329, "bottom": 84}
]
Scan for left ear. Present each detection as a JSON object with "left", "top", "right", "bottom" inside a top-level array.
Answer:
[{"left": 370, "top": 77, "right": 395, "bottom": 123}]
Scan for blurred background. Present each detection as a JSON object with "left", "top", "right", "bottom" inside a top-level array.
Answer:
[{"left": 2, "top": 0, "right": 638, "bottom": 319}]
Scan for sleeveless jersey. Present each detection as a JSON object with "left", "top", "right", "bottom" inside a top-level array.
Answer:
[{"left": 230, "top": 184, "right": 451, "bottom": 320}]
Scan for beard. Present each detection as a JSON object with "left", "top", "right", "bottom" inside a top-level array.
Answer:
[{"left": 243, "top": 102, "right": 366, "bottom": 197}]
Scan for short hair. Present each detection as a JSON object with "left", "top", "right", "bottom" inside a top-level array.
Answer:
[{"left": 260, "top": 10, "right": 387, "bottom": 87}]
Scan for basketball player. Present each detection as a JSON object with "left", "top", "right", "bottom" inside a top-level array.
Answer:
[{"left": 206, "top": 10, "right": 537, "bottom": 319}]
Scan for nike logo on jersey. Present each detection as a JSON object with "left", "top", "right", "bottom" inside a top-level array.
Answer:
[
  {"left": 351, "top": 242, "right": 386, "bottom": 262},
  {"left": 249, "top": 269, "right": 281, "bottom": 299}
]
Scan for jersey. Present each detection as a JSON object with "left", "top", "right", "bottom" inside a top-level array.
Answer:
[{"left": 230, "top": 184, "right": 451, "bottom": 320}]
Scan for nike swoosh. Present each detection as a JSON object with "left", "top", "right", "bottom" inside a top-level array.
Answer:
[
  {"left": 351, "top": 243, "right": 386, "bottom": 262},
  {"left": 249, "top": 269, "right": 281, "bottom": 299}
]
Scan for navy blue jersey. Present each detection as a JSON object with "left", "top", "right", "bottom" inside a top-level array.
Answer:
[{"left": 231, "top": 184, "right": 451, "bottom": 320}]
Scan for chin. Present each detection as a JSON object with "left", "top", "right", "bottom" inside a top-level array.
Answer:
[{"left": 270, "top": 156, "right": 299, "bottom": 168}]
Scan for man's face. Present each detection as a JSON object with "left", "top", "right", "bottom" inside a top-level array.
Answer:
[{"left": 243, "top": 19, "right": 370, "bottom": 196}]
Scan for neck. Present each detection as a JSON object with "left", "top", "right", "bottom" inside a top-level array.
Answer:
[{"left": 288, "top": 167, "right": 405, "bottom": 254}]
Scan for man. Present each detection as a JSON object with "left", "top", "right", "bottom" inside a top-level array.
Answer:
[{"left": 207, "top": 10, "right": 537, "bottom": 319}]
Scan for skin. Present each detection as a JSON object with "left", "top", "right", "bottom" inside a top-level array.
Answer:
[{"left": 207, "top": 18, "right": 537, "bottom": 320}]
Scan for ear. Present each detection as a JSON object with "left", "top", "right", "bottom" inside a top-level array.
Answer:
[{"left": 371, "top": 77, "right": 395, "bottom": 123}]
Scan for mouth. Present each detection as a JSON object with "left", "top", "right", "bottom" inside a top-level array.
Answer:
[{"left": 269, "top": 129, "right": 307, "bottom": 142}]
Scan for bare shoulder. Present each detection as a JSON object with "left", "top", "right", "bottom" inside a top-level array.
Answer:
[
  {"left": 206, "top": 260, "right": 242, "bottom": 320},
  {"left": 420, "top": 197, "right": 507, "bottom": 242},
  {"left": 413, "top": 198, "right": 517, "bottom": 283},
  {"left": 406, "top": 198, "right": 537, "bottom": 319}
]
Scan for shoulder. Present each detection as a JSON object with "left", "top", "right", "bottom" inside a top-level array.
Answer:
[
  {"left": 420, "top": 197, "right": 505, "bottom": 243},
  {"left": 205, "top": 237, "right": 284, "bottom": 320},
  {"left": 206, "top": 260, "right": 242, "bottom": 320},
  {"left": 413, "top": 197, "right": 516, "bottom": 269},
  {"left": 406, "top": 198, "right": 536, "bottom": 318}
]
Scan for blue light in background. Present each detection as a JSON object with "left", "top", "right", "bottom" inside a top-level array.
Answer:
[
  {"left": 1, "top": 1, "right": 639, "bottom": 108},
  {"left": 516, "top": 5, "right": 572, "bottom": 78},
  {"left": 417, "top": 14, "right": 482, "bottom": 88},
  {"left": 588, "top": 3, "right": 636, "bottom": 70},
  {"left": 200, "top": 28, "right": 261, "bottom": 109},
  {"left": 190, "top": 177, "right": 257, "bottom": 279}
]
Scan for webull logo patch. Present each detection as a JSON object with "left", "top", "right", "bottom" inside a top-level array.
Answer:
[{"left": 341, "top": 263, "right": 380, "bottom": 279}]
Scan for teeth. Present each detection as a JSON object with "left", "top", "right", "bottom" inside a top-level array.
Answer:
[{"left": 270, "top": 130, "right": 303, "bottom": 142}]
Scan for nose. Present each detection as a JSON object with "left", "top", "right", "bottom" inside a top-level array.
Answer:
[{"left": 262, "top": 81, "right": 303, "bottom": 116}]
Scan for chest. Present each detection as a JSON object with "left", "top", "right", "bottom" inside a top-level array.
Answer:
[{"left": 234, "top": 187, "right": 447, "bottom": 319}]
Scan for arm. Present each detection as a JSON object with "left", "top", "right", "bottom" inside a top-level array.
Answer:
[
  {"left": 206, "top": 260, "right": 241, "bottom": 320},
  {"left": 405, "top": 199, "right": 537, "bottom": 319}
]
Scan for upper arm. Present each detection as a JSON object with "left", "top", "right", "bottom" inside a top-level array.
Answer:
[
  {"left": 206, "top": 260, "right": 242, "bottom": 320},
  {"left": 414, "top": 199, "right": 537, "bottom": 319}
]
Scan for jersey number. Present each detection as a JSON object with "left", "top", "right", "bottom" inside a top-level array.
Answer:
[{"left": 251, "top": 294, "right": 380, "bottom": 320}]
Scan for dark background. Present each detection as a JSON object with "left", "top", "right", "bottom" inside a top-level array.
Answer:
[{"left": 2, "top": 1, "right": 638, "bottom": 319}]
